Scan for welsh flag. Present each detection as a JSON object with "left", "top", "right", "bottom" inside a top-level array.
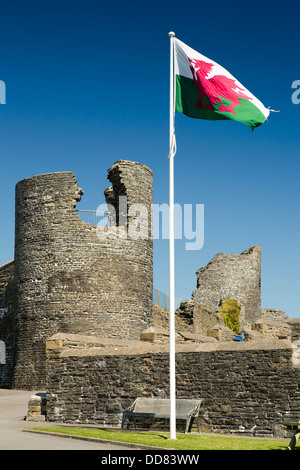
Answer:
[{"left": 174, "top": 38, "right": 270, "bottom": 130}]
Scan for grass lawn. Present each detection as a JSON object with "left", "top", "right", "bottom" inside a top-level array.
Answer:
[{"left": 30, "top": 426, "right": 294, "bottom": 450}]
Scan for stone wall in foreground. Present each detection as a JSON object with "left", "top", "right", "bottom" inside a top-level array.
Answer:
[{"left": 46, "top": 333, "right": 300, "bottom": 437}]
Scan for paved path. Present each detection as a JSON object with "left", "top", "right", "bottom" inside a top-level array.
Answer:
[{"left": 0, "top": 389, "right": 129, "bottom": 450}]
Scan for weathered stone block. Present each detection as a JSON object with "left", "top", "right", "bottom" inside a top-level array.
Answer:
[
  {"left": 207, "top": 325, "right": 234, "bottom": 342},
  {"left": 26, "top": 392, "right": 47, "bottom": 421}
]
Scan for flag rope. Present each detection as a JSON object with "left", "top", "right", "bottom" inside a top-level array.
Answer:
[{"left": 167, "top": 133, "right": 177, "bottom": 160}]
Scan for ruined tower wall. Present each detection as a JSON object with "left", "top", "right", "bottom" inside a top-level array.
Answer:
[
  {"left": 0, "top": 260, "right": 15, "bottom": 388},
  {"left": 12, "top": 161, "right": 153, "bottom": 390},
  {"left": 192, "top": 246, "right": 261, "bottom": 324}
]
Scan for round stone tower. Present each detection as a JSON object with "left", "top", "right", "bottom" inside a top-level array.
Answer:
[{"left": 12, "top": 161, "right": 153, "bottom": 389}]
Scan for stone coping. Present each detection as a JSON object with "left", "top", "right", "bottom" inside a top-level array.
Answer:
[
  {"left": 109, "top": 159, "right": 153, "bottom": 174},
  {"left": 47, "top": 333, "right": 293, "bottom": 358},
  {"left": 287, "top": 318, "right": 300, "bottom": 323},
  {"left": 0, "top": 260, "right": 14, "bottom": 270},
  {"left": 16, "top": 171, "right": 74, "bottom": 184}
]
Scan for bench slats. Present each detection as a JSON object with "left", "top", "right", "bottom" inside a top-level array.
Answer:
[{"left": 121, "top": 398, "right": 203, "bottom": 433}]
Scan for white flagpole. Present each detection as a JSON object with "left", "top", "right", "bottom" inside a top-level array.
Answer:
[{"left": 168, "top": 31, "right": 176, "bottom": 440}]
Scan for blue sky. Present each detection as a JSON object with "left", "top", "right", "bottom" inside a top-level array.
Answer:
[{"left": 0, "top": 0, "right": 299, "bottom": 317}]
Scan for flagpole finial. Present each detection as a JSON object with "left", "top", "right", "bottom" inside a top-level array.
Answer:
[{"left": 168, "top": 31, "right": 175, "bottom": 37}]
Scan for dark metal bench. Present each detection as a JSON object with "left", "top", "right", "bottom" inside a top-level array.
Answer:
[{"left": 121, "top": 397, "right": 203, "bottom": 433}]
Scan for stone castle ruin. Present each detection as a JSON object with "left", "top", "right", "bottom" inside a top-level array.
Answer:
[
  {"left": 1, "top": 159, "right": 300, "bottom": 437},
  {"left": 152, "top": 245, "right": 298, "bottom": 345},
  {"left": 0, "top": 160, "right": 153, "bottom": 389},
  {"left": 193, "top": 245, "right": 262, "bottom": 323}
]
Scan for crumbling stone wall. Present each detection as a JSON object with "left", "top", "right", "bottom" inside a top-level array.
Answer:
[
  {"left": 286, "top": 318, "right": 300, "bottom": 342},
  {"left": 252, "top": 319, "right": 291, "bottom": 341},
  {"left": 175, "top": 300, "right": 223, "bottom": 336},
  {"left": 0, "top": 260, "right": 15, "bottom": 388},
  {"left": 192, "top": 246, "right": 261, "bottom": 324},
  {"left": 11, "top": 160, "right": 153, "bottom": 390},
  {"left": 45, "top": 333, "right": 300, "bottom": 437},
  {"left": 261, "top": 309, "right": 288, "bottom": 323}
]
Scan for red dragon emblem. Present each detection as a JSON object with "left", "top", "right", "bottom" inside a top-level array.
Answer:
[{"left": 189, "top": 59, "right": 252, "bottom": 114}]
